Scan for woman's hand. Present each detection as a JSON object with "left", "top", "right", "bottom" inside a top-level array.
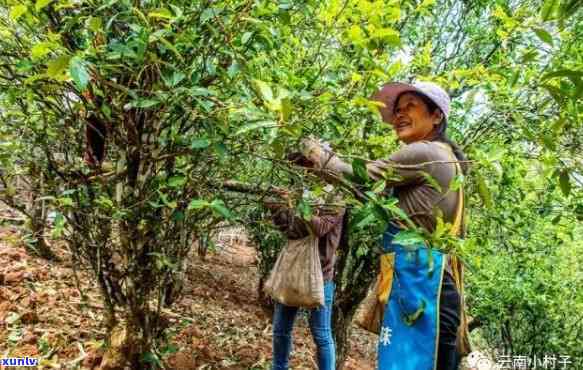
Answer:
[
  {"left": 300, "top": 137, "right": 352, "bottom": 175},
  {"left": 300, "top": 137, "right": 332, "bottom": 169}
]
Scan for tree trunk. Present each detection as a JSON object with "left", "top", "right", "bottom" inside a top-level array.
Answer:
[
  {"left": 25, "top": 169, "right": 58, "bottom": 261},
  {"left": 333, "top": 304, "right": 356, "bottom": 370},
  {"left": 27, "top": 210, "right": 59, "bottom": 260},
  {"left": 257, "top": 273, "right": 274, "bottom": 317}
]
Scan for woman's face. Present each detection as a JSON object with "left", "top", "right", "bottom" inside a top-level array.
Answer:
[{"left": 391, "top": 92, "right": 442, "bottom": 143}]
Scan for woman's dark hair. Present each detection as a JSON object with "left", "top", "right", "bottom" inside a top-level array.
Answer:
[{"left": 396, "top": 91, "right": 469, "bottom": 174}]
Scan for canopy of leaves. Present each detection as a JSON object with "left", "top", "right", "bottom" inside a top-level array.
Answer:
[{"left": 0, "top": 0, "right": 581, "bottom": 366}]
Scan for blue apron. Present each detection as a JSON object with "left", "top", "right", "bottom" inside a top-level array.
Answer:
[{"left": 377, "top": 223, "right": 445, "bottom": 370}]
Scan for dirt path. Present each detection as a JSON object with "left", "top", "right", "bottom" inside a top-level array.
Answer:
[{"left": 0, "top": 226, "right": 377, "bottom": 369}]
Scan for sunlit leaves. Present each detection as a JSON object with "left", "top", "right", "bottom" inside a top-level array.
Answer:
[
  {"left": 9, "top": 5, "right": 27, "bottom": 20},
  {"left": 86, "top": 17, "right": 103, "bottom": 32},
  {"left": 31, "top": 42, "right": 55, "bottom": 60},
  {"left": 540, "top": 0, "right": 560, "bottom": 21},
  {"left": 46, "top": 55, "right": 71, "bottom": 80}
]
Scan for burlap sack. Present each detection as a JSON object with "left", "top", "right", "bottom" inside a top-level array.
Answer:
[
  {"left": 263, "top": 236, "right": 324, "bottom": 308},
  {"left": 354, "top": 275, "right": 384, "bottom": 334}
]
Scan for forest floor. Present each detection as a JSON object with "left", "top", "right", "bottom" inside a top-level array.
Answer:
[{"left": 0, "top": 216, "right": 377, "bottom": 369}]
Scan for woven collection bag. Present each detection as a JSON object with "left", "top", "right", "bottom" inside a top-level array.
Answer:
[{"left": 263, "top": 235, "right": 325, "bottom": 308}]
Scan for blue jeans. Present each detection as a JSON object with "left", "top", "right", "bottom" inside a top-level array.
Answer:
[{"left": 272, "top": 281, "right": 336, "bottom": 370}]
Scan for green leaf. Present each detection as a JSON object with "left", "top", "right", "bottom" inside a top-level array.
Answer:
[
  {"left": 191, "top": 138, "right": 210, "bottom": 149},
  {"left": 541, "top": 84, "right": 564, "bottom": 103},
  {"left": 162, "top": 71, "right": 186, "bottom": 87},
  {"left": 200, "top": 8, "right": 219, "bottom": 23},
  {"left": 372, "top": 202, "right": 391, "bottom": 223},
  {"left": 541, "top": 70, "right": 583, "bottom": 82},
  {"left": 297, "top": 199, "right": 313, "bottom": 221},
  {"left": 541, "top": 133, "right": 556, "bottom": 151},
  {"left": 188, "top": 199, "right": 209, "bottom": 210},
  {"left": 227, "top": 61, "right": 241, "bottom": 78},
  {"left": 213, "top": 143, "right": 228, "bottom": 158},
  {"left": 559, "top": 170, "right": 571, "bottom": 197},
  {"left": 540, "top": 0, "right": 559, "bottom": 21},
  {"left": 521, "top": 50, "right": 539, "bottom": 63},
  {"left": 371, "top": 180, "right": 386, "bottom": 194},
  {"left": 96, "top": 196, "right": 114, "bottom": 209},
  {"left": 87, "top": 17, "right": 103, "bottom": 32},
  {"left": 148, "top": 8, "right": 174, "bottom": 20},
  {"left": 252, "top": 79, "right": 274, "bottom": 102},
  {"left": 141, "top": 352, "right": 161, "bottom": 367},
  {"left": 393, "top": 230, "right": 426, "bottom": 246},
  {"left": 280, "top": 98, "right": 293, "bottom": 122},
  {"left": 449, "top": 174, "right": 464, "bottom": 192},
  {"left": 421, "top": 172, "right": 442, "bottom": 192},
  {"left": 533, "top": 28, "right": 553, "bottom": 46},
  {"left": 10, "top": 5, "right": 28, "bottom": 20},
  {"left": 35, "top": 0, "right": 54, "bottom": 11},
  {"left": 403, "top": 300, "right": 426, "bottom": 326},
  {"left": 210, "top": 199, "right": 233, "bottom": 219},
  {"left": 372, "top": 27, "right": 400, "bottom": 46},
  {"left": 347, "top": 25, "right": 365, "bottom": 45},
  {"left": 241, "top": 32, "right": 253, "bottom": 44},
  {"left": 551, "top": 118, "right": 567, "bottom": 135},
  {"left": 69, "top": 57, "right": 90, "bottom": 90},
  {"left": 168, "top": 175, "right": 186, "bottom": 188},
  {"left": 31, "top": 42, "right": 54, "bottom": 60},
  {"left": 352, "top": 158, "right": 370, "bottom": 183},
  {"left": 51, "top": 213, "right": 66, "bottom": 238},
  {"left": 354, "top": 211, "right": 376, "bottom": 229},
  {"left": 190, "top": 87, "right": 213, "bottom": 96},
  {"left": 46, "top": 55, "right": 71, "bottom": 79},
  {"left": 235, "top": 120, "right": 278, "bottom": 135},
  {"left": 477, "top": 174, "right": 492, "bottom": 208},
  {"left": 58, "top": 197, "right": 74, "bottom": 207},
  {"left": 131, "top": 99, "right": 160, "bottom": 108},
  {"left": 172, "top": 211, "right": 185, "bottom": 222},
  {"left": 159, "top": 37, "right": 185, "bottom": 63}
]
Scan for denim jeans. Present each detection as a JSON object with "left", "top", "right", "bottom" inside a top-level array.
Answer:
[
  {"left": 271, "top": 280, "right": 336, "bottom": 370},
  {"left": 436, "top": 271, "right": 461, "bottom": 370}
]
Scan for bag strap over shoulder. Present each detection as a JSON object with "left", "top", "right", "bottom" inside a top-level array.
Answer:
[
  {"left": 433, "top": 142, "right": 472, "bottom": 355},
  {"left": 433, "top": 142, "right": 464, "bottom": 237}
]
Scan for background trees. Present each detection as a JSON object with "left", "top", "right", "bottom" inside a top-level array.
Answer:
[{"left": 0, "top": 0, "right": 581, "bottom": 368}]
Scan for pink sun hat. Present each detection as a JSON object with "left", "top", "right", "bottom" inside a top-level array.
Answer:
[{"left": 372, "top": 81, "right": 451, "bottom": 124}]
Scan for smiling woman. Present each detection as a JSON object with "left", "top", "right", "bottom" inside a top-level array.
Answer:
[
  {"left": 391, "top": 92, "right": 443, "bottom": 143},
  {"left": 301, "top": 81, "right": 471, "bottom": 370}
]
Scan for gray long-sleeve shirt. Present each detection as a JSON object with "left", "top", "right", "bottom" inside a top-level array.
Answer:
[{"left": 367, "top": 140, "right": 462, "bottom": 233}]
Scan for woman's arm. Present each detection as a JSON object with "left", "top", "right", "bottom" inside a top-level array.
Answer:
[
  {"left": 301, "top": 138, "right": 432, "bottom": 187},
  {"left": 264, "top": 191, "right": 344, "bottom": 238}
]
